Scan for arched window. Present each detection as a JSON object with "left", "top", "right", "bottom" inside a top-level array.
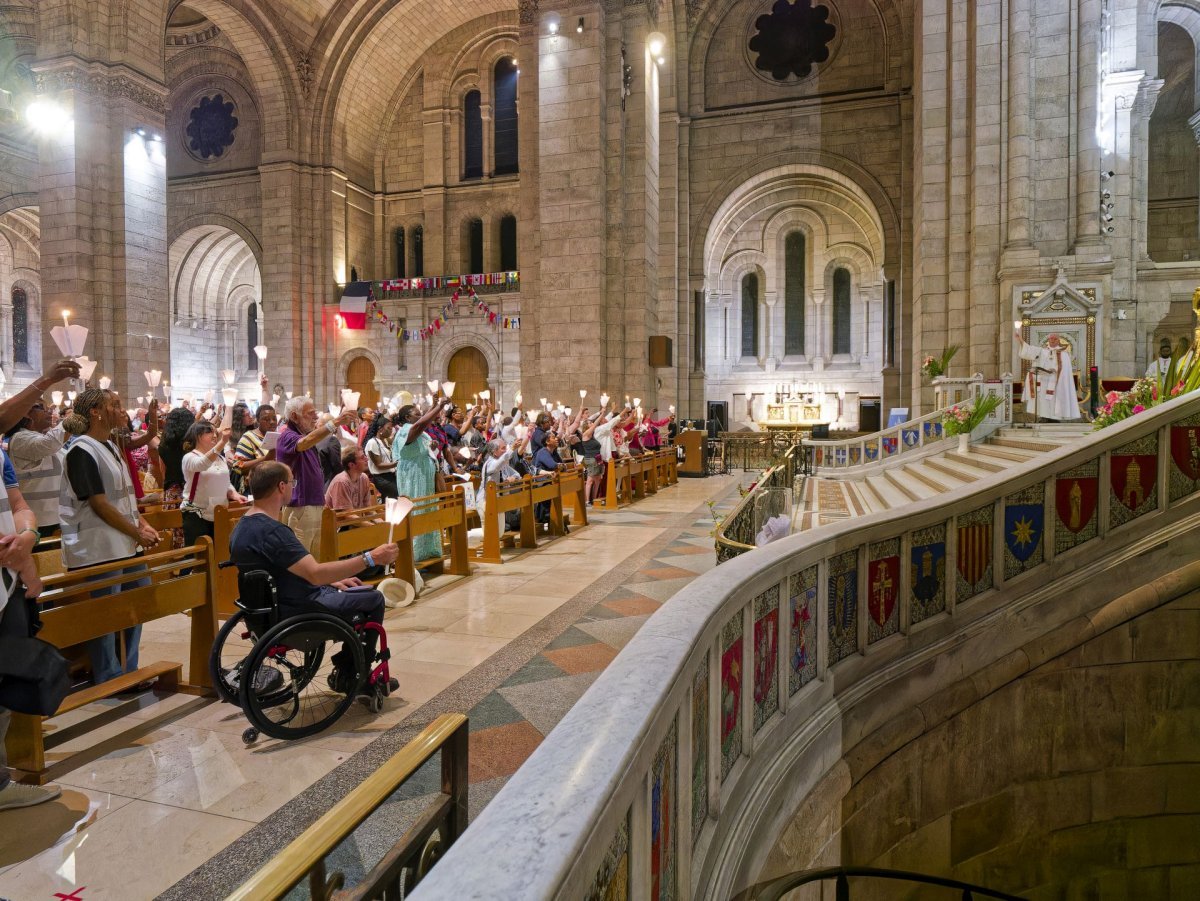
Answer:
[
  {"left": 467, "top": 218, "right": 484, "bottom": 273},
  {"left": 499, "top": 214, "right": 518, "bottom": 270},
  {"left": 784, "top": 232, "right": 805, "bottom": 355},
  {"left": 411, "top": 225, "right": 424, "bottom": 277},
  {"left": 11, "top": 287, "right": 28, "bottom": 366},
  {"left": 246, "top": 302, "right": 258, "bottom": 366},
  {"left": 494, "top": 58, "right": 519, "bottom": 175},
  {"left": 394, "top": 228, "right": 406, "bottom": 278},
  {"left": 740, "top": 273, "right": 759, "bottom": 359},
  {"left": 832, "top": 267, "right": 852, "bottom": 355},
  {"left": 463, "top": 90, "right": 483, "bottom": 180}
]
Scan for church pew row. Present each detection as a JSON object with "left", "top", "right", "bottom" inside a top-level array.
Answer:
[{"left": 6, "top": 540, "right": 220, "bottom": 785}]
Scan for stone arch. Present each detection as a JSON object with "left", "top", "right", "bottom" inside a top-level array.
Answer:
[
  {"left": 760, "top": 206, "right": 830, "bottom": 303},
  {"left": 695, "top": 154, "right": 898, "bottom": 282},
  {"left": 0, "top": 194, "right": 38, "bottom": 219},
  {"left": 7, "top": 275, "right": 42, "bottom": 372},
  {"left": 430, "top": 331, "right": 500, "bottom": 383},
  {"left": 338, "top": 345, "right": 384, "bottom": 385},
  {"left": 168, "top": 213, "right": 262, "bottom": 266}
]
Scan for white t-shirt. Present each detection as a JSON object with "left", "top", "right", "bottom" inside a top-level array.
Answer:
[
  {"left": 181, "top": 449, "right": 233, "bottom": 520},
  {"left": 365, "top": 436, "right": 394, "bottom": 475}
]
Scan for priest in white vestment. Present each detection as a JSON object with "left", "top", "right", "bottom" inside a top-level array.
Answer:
[
  {"left": 1015, "top": 330, "right": 1081, "bottom": 421},
  {"left": 1146, "top": 338, "right": 1175, "bottom": 379}
]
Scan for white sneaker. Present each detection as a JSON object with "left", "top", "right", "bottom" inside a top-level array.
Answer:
[{"left": 0, "top": 781, "right": 62, "bottom": 811}]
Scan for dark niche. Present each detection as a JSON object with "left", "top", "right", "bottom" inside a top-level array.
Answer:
[
  {"left": 749, "top": 0, "right": 837, "bottom": 81},
  {"left": 186, "top": 93, "right": 239, "bottom": 159}
]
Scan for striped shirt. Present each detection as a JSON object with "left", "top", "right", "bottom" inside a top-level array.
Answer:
[{"left": 235, "top": 428, "right": 266, "bottom": 466}]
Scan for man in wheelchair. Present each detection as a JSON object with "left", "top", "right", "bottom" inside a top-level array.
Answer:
[{"left": 230, "top": 461, "right": 399, "bottom": 694}]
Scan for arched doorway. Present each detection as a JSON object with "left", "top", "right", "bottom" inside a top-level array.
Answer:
[
  {"left": 447, "top": 346, "right": 489, "bottom": 404},
  {"left": 346, "top": 355, "right": 380, "bottom": 408}
]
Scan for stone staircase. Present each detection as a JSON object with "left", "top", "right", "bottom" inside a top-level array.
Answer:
[{"left": 796, "top": 424, "right": 1092, "bottom": 530}]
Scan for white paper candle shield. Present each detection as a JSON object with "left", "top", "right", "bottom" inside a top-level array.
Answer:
[
  {"left": 67, "top": 391, "right": 77, "bottom": 402},
  {"left": 668, "top": 405, "right": 675, "bottom": 414},
  {"left": 426, "top": 380, "right": 439, "bottom": 395},
  {"left": 221, "top": 369, "right": 237, "bottom": 386},
  {"left": 204, "top": 390, "right": 215, "bottom": 404},
  {"left": 633, "top": 397, "right": 641, "bottom": 409},
  {"left": 221, "top": 388, "right": 239, "bottom": 428},
  {"left": 51, "top": 391, "right": 63, "bottom": 406},
  {"left": 144, "top": 369, "right": 162, "bottom": 390},
  {"left": 253, "top": 345, "right": 268, "bottom": 362},
  {"left": 579, "top": 389, "right": 587, "bottom": 400},
  {"left": 76, "top": 356, "right": 98, "bottom": 382},
  {"left": 442, "top": 381, "right": 456, "bottom": 397},
  {"left": 479, "top": 389, "right": 490, "bottom": 401},
  {"left": 600, "top": 393, "right": 610, "bottom": 407},
  {"left": 385, "top": 497, "right": 414, "bottom": 543},
  {"left": 344, "top": 390, "right": 360, "bottom": 410},
  {"left": 50, "top": 323, "right": 88, "bottom": 359},
  {"left": 514, "top": 391, "right": 522, "bottom": 405},
  {"left": 328, "top": 403, "right": 342, "bottom": 418},
  {"left": 99, "top": 376, "right": 112, "bottom": 390}
]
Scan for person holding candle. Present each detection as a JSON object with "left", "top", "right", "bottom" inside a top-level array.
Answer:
[
  {"left": 392, "top": 398, "right": 451, "bottom": 562},
  {"left": 180, "top": 421, "right": 246, "bottom": 547},
  {"left": 59, "top": 389, "right": 162, "bottom": 685},
  {"left": 0, "top": 359, "right": 81, "bottom": 434},
  {"left": 277, "top": 397, "right": 355, "bottom": 557},
  {"left": 365, "top": 417, "right": 398, "bottom": 499},
  {"left": 234, "top": 403, "right": 278, "bottom": 480}
]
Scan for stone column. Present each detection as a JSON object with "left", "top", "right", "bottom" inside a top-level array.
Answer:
[
  {"left": 1074, "top": 0, "right": 1103, "bottom": 249},
  {"left": 422, "top": 107, "right": 447, "bottom": 272},
  {"left": 33, "top": 59, "right": 170, "bottom": 394},
  {"left": 1005, "top": 0, "right": 1033, "bottom": 248},
  {"left": 810, "top": 289, "right": 826, "bottom": 370}
]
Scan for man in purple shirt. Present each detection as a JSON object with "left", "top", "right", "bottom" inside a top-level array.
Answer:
[{"left": 276, "top": 396, "right": 354, "bottom": 557}]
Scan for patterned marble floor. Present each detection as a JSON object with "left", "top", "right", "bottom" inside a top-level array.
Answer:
[{"left": 0, "top": 473, "right": 744, "bottom": 901}]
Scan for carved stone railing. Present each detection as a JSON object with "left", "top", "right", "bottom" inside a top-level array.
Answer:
[
  {"left": 412, "top": 388, "right": 1200, "bottom": 900},
  {"left": 803, "top": 376, "right": 1012, "bottom": 475}
]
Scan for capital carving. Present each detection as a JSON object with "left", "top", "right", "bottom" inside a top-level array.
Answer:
[
  {"left": 34, "top": 62, "right": 167, "bottom": 115},
  {"left": 282, "top": 34, "right": 314, "bottom": 98},
  {"left": 685, "top": 0, "right": 706, "bottom": 26}
]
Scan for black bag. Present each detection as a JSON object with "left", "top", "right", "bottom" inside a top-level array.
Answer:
[{"left": 0, "top": 636, "right": 70, "bottom": 716}]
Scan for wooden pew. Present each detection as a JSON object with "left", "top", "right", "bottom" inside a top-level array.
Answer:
[
  {"left": 600, "top": 457, "right": 632, "bottom": 510},
  {"left": 529, "top": 471, "right": 565, "bottom": 539},
  {"left": 473, "top": 477, "right": 535, "bottom": 564},
  {"left": 5, "top": 540, "right": 219, "bottom": 784},
  {"left": 397, "top": 490, "right": 471, "bottom": 584},
  {"left": 319, "top": 503, "right": 390, "bottom": 577},
  {"left": 557, "top": 464, "right": 589, "bottom": 527},
  {"left": 212, "top": 503, "right": 251, "bottom": 616}
]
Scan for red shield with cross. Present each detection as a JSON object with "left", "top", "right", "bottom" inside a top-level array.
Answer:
[{"left": 867, "top": 556, "right": 899, "bottom": 627}]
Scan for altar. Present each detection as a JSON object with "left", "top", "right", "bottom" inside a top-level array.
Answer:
[{"left": 765, "top": 400, "right": 824, "bottom": 424}]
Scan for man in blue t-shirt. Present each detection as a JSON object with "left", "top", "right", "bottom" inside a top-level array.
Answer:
[{"left": 230, "top": 461, "right": 399, "bottom": 684}]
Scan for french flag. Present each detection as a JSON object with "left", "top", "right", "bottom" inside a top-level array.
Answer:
[{"left": 339, "top": 281, "right": 369, "bottom": 329}]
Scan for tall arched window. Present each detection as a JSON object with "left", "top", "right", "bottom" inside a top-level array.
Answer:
[
  {"left": 467, "top": 218, "right": 484, "bottom": 273},
  {"left": 246, "top": 302, "right": 258, "bottom": 366},
  {"left": 394, "top": 228, "right": 406, "bottom": 278},
  {"left": 784, "top": 232, "right": 805, "bottom": 355},
  {"left": 494, "top": 58, "right": 519, "bottom": 175},
  {"left": 463, "top": 90, "right": 483, "bottom": 180},
  {"left": 499, "top": 214, "right": 518, "bottom": 270},
  {"left": 411, "top": 225, "right": 424, "bottom": 276},
  {"left": 741, "top": 273, "right": 759, "bottom": 359},
  {"left": 11, "top": 287, "right": 28, "bottom": 366},
  {"left": 832, "top": 267, "right": 852, "bottom": 355}
]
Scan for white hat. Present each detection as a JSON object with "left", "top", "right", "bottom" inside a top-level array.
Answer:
[{"left": 379, "top": 577, "right": 416, "bottom": 609}]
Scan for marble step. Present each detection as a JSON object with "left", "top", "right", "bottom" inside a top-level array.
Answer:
[
  {"left": 923, "top": 456, "right": 984, "bottom": 483},
  {"left": 885, "top": 467, "right": 940, "bottom": 502},
  {"left": 987, "top": 436, "right": 1067, "bottom": 453},
  {"left": 941, "top": 449, "right": 1010, "bottom": 473},
  {"left": 865, "top": 474, "right": 911, "bottom": 510},
  {"left": 905, "top": 459, "right": 977, "bottom": 493},
  {"left": 969, "top": 444, "right": 1040, "bottom": 464}
]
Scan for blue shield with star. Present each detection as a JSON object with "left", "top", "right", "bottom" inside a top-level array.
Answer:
[{"left": 1004, "top": 503, "right": 1044, "bottom": 564}]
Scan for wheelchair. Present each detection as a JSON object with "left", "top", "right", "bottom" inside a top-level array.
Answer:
[{"left": 209, "top": 564, "right": 400, "bottom": 745}]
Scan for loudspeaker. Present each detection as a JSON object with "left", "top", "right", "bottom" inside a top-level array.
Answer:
[
  {"left": 648, "top": 336, "right": 673, "bottom": 368},
  {"left": 706, "top": 401, "right": 728, "bottom": 434}
]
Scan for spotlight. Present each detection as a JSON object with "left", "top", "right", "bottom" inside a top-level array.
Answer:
[
  {"left": 657, "top": 56, "right": 666, "bottom": 66},
  {"left": 26, "top": 99, "right": 70, "bottom": 134},
  {"left": 547, "top": 17, "right": 559, "bottom": 35},
  {"left": 577, "top": 17, "right": 584, "bottom": 33},
  {"left": 136, "top": 127, "right": 147, "bottom": 137},
  {"left": 151, "top": 132, "right": 163, "bottom": 143},
  {"left": 1101, "top": 190, "right": 1112, "bottom": 200},
  {"left": 647, "top": 32, "right": 666, "bottom": 57}
]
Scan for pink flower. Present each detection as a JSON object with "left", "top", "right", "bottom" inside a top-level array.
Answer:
[
  {"left": 1132, "top": 404, "right": 1145, "bottom": 414},
  {"left": 1105, "top": 391, "right": 1120, "bottom": 404}
]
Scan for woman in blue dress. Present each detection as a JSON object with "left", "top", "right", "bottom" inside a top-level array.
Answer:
[{"left": 392, "top": 398, "right": 451, "bottom": 561}]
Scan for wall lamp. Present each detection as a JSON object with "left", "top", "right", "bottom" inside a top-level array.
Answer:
[
  {"left": 135, "top": 126, "right": 163, "bottom": 142},
  {"left": 648, "top": 31, "right": 667, "bottom": 66},
  {"left": 547, "top": 14, "right": 559, "bottom": 35},
  {"left": 26, "top": 98, "right": 71, "bottom": 134},
  {"left": 577, "top": 17, "right": 585, "bottom": 33}
]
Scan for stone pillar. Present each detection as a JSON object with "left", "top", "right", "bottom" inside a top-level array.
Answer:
[
  {"left": 422, "top": 107, "right": 447, "bottom": 272},
  {"left": 1074, "top": 0, "right": 1103, "bottom": 249},
  {"left": 1005, "top": 0, "right": 1033, "bottom": 248},
  {"left": 258, "top": 161, "right": 305, "bottom": 393},
  {"left": 33, "top": 60, "right": 170, "bottom": 394},
  {"left": 529, "top": 0, "right": 609, "bottom": 401}
]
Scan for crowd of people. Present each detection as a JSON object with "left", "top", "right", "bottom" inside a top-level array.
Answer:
[{"left": 0, "top": 360, "right": 678, "bottom": 811}]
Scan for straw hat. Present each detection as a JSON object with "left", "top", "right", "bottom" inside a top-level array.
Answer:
[{"left": 379, "top": 577, "right": 416, "bottom": 609}]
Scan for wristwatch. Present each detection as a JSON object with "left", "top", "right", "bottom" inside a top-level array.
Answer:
[{"left": 362, "top": 550, "right": 376, "bottom": 568}]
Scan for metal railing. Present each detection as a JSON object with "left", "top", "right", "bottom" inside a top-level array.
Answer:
[
  {"left": 226, "top": 713, "right": 468, "bottom": 901},
  {"left": 411, "top": 387, "right": 1200, "bottom": 901},
  {"left": 803, "top": 376, "right": 1012, "bottom": 473},
  {"left": 733, "top": 866, "right": 1027, "bottom": 901},
  {"left": 714, "top": 445, "right": 802, "bottom": 562}
]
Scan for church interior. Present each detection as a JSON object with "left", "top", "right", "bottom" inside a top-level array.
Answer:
[{"left": 2, "top": 0, "right": 1200, "bottom": 898}]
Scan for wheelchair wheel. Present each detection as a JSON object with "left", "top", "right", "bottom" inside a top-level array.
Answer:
[
  {"left": 239, "top": 614, "right": 364, "bottom": 741},
  {"left": 210, "top": 612, "right": 257, "bottom": 704}
]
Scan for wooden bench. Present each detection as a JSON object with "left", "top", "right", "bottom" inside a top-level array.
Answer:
[
  {"left": 398, "top": 490, "right": 471, "bottom": 584},
  {"left": 557, "top": 464, "right": 589, "bottom": 528},
  {"left": 530, "top": 471, "right": 566, "bottom": 539},
  {"left": 473, "top": 477, "right": 536, "bottom": 564},
  {"left": 5, "top": 540, "right": 219, "bottom": 784},
  {"left": 600, "top": 457, "right": 632, "bottom": 510},
  {"left": 213, "top": 502, "right": 251, "bottom": 616}
]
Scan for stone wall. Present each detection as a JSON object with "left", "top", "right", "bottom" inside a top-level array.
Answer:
[{"left": 761, "top": 590, "right": 1200, "bottom": 898}]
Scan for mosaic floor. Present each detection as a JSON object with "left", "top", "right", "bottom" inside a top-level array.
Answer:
[{"left": 0, "top": 474, "right": 743, "bottom": 901}]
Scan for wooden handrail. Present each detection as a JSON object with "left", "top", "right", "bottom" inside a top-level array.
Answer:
[{"left": 226, "top": 713, "right": 469, "bottom": 901}]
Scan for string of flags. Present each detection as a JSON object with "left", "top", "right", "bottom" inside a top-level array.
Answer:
[
  {"left": 374, "top": 271, "right": 519, "bottom": 294},
  {"left": 366, "top": 285, "right": 520, "bottom": 343}
]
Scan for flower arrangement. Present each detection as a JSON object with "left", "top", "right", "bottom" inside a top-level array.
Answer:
[
  {"left": 941, "top": 392, "right": 1004, "bottom": 436},
  {"left": 1093, "top": 352, "right": 1200, "bottom": 429},
  {"left": 920, "top": 345, "right": 959, "bottom": 381}
]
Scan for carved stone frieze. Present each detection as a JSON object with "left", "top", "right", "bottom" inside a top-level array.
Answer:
[
  {"left": 34, "top": 64, "right": 168, "bottom": 115},
  {"left": 281, "top": 34, "right": 315, "bottom": 98}
]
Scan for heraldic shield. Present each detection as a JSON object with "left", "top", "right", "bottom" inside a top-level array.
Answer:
[
  {"left": 1004, "top": 503, "right": 1044, "bottom": 563},
  {"left": 1171, "top": 424, "right": 1200, "bottom": 482},
  {"left": 1055, "top": 476, "right": 1098, "bottom": 534},
  {"left": 1110, "top": 453, "right": 1157, "bottom": 511},
  {"left": 957, "top": 521, "right": 992, "bottom": 586},
  {"left": 868, "top": 557, "right": 900, "bottom": 627}
]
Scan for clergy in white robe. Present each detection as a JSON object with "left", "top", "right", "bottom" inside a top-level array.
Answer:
[
  {"left": 1016, "top": 331, "right": 1081, "bottom": 421},
  {"left": 1146, "top": 339, "right": 1174, "bottom": 379}
]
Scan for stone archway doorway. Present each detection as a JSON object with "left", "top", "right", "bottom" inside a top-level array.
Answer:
[
  {"left": 447, "top": 346, "right": 489, "bottom": 405},
  {"left": 346, "top": 355, "right": 379, "bottom": 408}
]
